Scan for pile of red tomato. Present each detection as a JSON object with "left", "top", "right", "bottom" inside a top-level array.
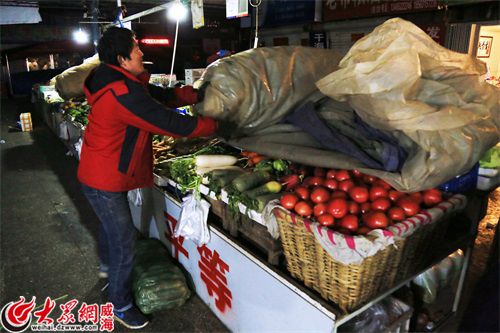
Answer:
[{"left": 279, "top": 167, "right": 443, "bottom": 235}]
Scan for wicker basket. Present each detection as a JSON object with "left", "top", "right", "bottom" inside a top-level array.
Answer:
[
  {"left": 315, "top": 238, "right": 397, "bottom": 311},
  {"left": 274, "top": 209, "right": 321, "bottom": 292}
]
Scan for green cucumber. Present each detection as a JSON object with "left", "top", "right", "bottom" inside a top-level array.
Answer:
[
  {"left": 245, "top": 181, "right": 282, "bottom": 199},
  {"left": 232, "top": 171, "right": 271, "bottom": 192},
  {"left": 255, "top": 193, "right": 282, "bottom": 212},
  {"left": 212, "top": 173, "right": 243, "bottom": 187}
]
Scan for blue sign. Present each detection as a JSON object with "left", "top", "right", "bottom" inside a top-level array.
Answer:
[{"left": 259, "top": 0, "right": 316, "bottom": 27}]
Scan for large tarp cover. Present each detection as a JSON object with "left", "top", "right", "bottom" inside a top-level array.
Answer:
[{"left": 197, "top": 19, "right": 499, "bottom": 192}]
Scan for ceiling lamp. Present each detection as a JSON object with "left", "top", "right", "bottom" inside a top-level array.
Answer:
[{"left": 73, "top": 28, "right": 90, "bottom": 44}]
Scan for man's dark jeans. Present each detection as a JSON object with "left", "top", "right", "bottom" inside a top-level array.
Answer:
[{"left": 81, "top": 183, "right": 137, "bottom": 312}]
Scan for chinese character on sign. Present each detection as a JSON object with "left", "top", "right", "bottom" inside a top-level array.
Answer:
[
  {"left": 426, "top": 26, "right": 440, "bottom": 40},
  {"left": 477, "top": 36, "right": 493, "bottom": 58},
  {"left": 56, "top": 299, "right": 78, "bottom": 324},
  {"left": 309, "top": 31, "right": 327, "bottom": 49},
  {"left": 78, "top": 302, "right": 99, "bottom": 324},
  {"left": 197, "top": 245, "right": 232, "bottom": 313},
  {"left": 100, "top": 303, "right": 114, "bottom": 332},
  {"left": 34, "top": 297, "right": 56, "bottom": 325},
  {"left": 164, "top": 211, "right": 189, "bottom": 260}
]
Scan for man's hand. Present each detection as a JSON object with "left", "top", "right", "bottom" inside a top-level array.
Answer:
[{"left": 216, "top": 120, "right": 237, "bottom": 141}]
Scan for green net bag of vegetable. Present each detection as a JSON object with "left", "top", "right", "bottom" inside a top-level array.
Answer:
[{"left": 132, "top": 239, "right": 191, "bottom": 314}]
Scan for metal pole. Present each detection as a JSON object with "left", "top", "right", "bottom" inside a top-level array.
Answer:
[
  {"left": 169, "top": 18, "right": 180, "bottom": 87},
  {"left": 453, "top": 246, "right": 472, "bottom": 312},
  {"left": 105, "top": 3, "right": 170, "bottom": 28}
]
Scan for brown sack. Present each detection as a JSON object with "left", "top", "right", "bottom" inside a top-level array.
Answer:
[{"left": 54, "top": 54, "right": 100, "bottom": 100}]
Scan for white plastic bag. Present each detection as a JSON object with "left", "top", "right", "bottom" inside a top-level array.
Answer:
[
  {"left": 175, "top": 194, "right": 211, "bottom": 246},
  {"left": 127, "top": 188, "right": 143, "bottom": 207},
  {"left": 59, "top": 121, "right": 69, "bottom": 140}
]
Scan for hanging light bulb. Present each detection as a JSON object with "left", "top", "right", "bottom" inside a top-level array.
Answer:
[
  {"left": 167, "top": 0, "right": 188, "bottom": 21},
  {"left": 73, "top": 28, "right": 89, "bottom": 44}
]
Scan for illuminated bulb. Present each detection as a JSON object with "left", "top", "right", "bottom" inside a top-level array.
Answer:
[
  {"left": 167, "top": 1, "right": 187, "bottom": 21},
  {"left": 73, "top": 29, "right": 89, "bottom": 44}
]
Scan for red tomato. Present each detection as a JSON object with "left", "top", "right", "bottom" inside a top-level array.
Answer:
[
  {"left": 371, "top": 198, "right": 392, "bottom": 211},
  {"left": 313, "top": 167, "right": 326, "bottom": 177},
  {"left": 335, "top": 170, "right": 351, "bottom": 182},
  {"left": 326, "top": 169, "right": 337, "bottom": 179},
  {"left": 327, "top": 198, "right": 348, "bottom": 219},
  {"left": 323, "top": 179, "right": 338, "bottom": 191},
  {"left": 369, "top": 186, "right": 388, "bottom": 202},
  {"left": 388, "top": 207, "right": 406, "bottom": 221},
  {"left": 294, "top": 201, "right": 312, "bottom": 218},
  {"left": 294, "top": 186, "right": 310, "bottom": 201},
  {"left": 357, "top": 226, "right": 372, "bottom": 235},
  {"left": 349, "top": 186, "right": 369, "bottom": 203},
  {"left": 396, "top": 197, "right": 420, "bottom": 217},
  {"left": 373, "top": 179, "right": 392, "bottom": 190},
  {"left": 409, "top": 192, "right": 423, "bottom": 205},
  {"left": 339, "top": 180, "right": 355, "bottom": 193},
  {"left": 351, "top": 169, "right": 363, "bottom": 178},
  {"left": 360, "top": 202, "right": 371, "bottom": 214},
  {"left": 310, "top": 187, "right": 330, "bottom": 204},
  {"left": 363, "top": 174, "right": 377, "bottom": 184},
  {"left": 423, "top": 188, "right": 442, "bottom": 207},
  {"left": 313, "top": 203, "right": 328, "bottom": 217},
  {"left": 280, "top": 193, "right": 299, "bottom": 210},
  {"left": 330, "top": 191, "right": 348, "bottom": 199},
  {"left": 317, "top": 214, "right": 335, "bottom": 227},
  {"left": 304, "top": 176, "right": 324, "bottom": 187},
  {"left": 363, "top": 210, "right": 389, "bottom": 229},
  {"left": 339, "top": 214, "right": 359, "bottom": 232},
  {"left": 388, "top": 190, "right": 406, "bottom": 202},
  {"left": 348, "top": 201, "right": 360, "bottom": 215}
]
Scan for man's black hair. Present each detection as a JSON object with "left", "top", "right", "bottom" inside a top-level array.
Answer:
[{"left": 97, "top": 27, "right": 136, "bottom": 66}]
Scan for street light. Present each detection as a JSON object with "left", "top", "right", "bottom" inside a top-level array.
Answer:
[{"left": 166, "top": 0, "right": 188, "bottom": 87}]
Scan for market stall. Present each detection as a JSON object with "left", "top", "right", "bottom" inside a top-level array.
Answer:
[{"left": 31, "top": 17, "right": 499, "bottom": 332}]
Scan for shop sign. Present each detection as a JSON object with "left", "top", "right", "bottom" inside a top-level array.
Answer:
[
  {"left": 259, "top": 0, "right": 316, "bottom": 27},
  {"left": 323, "top": 0, "right": 441, "bottom": 21},
  {"left": 310, "top": 31, "right": 327, "bottom": 48}
]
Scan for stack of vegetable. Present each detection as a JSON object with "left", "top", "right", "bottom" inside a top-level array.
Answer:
[
  {"left": 61, "top": 98, "right": 90, "bottom": 126},
  {"left": 279, "top": 167, "right": 444, "bottom": 235}
]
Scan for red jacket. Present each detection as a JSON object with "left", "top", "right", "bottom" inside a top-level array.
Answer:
[{"left": 78, "top": 64, "right": 217, "bottom": 192}]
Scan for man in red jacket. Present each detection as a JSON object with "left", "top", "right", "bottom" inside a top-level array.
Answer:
[{"left": 78, "top": 27, "right": 220, "bottom": 329}]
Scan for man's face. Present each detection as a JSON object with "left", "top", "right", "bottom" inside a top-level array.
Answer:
[{"left": 119, "top": 39, "right": 144, "bottom": 76}]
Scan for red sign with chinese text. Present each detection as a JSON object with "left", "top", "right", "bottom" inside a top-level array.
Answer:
[{"left": 323, "top": 0, "right": 441, "bottom": 21}]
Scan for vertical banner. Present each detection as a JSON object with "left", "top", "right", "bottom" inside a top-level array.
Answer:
[
  {"left": 310, "top": 31, "right": 327, "bottom": 48},
  {"left": 191, "top": 0, "right": 205, "bottom": 29}
]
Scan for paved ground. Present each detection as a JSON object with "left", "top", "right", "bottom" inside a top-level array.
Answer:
[
  {"left": 0, "top": 97, "right": 229, "bottom": 332},
  {"left": 1, "top": 96, "right": 498, "bottom": 332}
]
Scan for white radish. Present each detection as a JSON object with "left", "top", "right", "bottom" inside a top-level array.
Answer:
[{"left": 195, "top": 155, "right": 238, "bottom": 168}]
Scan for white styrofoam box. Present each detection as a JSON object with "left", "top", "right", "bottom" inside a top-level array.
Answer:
[{"left": 185, "top": 68, "right": 205, "bottom": 85}]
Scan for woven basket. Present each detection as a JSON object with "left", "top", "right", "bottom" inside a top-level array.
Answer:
[
  {"left": 315, "top": 236, "right": 397, "bottom": 312},
  {"left": 274, "top": 209, "right": 321, "bottom": 292}
]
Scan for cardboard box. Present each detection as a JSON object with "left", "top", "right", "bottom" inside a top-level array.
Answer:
[{"left": 19, "top": 113, "right": 33, "bottom": 132}]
